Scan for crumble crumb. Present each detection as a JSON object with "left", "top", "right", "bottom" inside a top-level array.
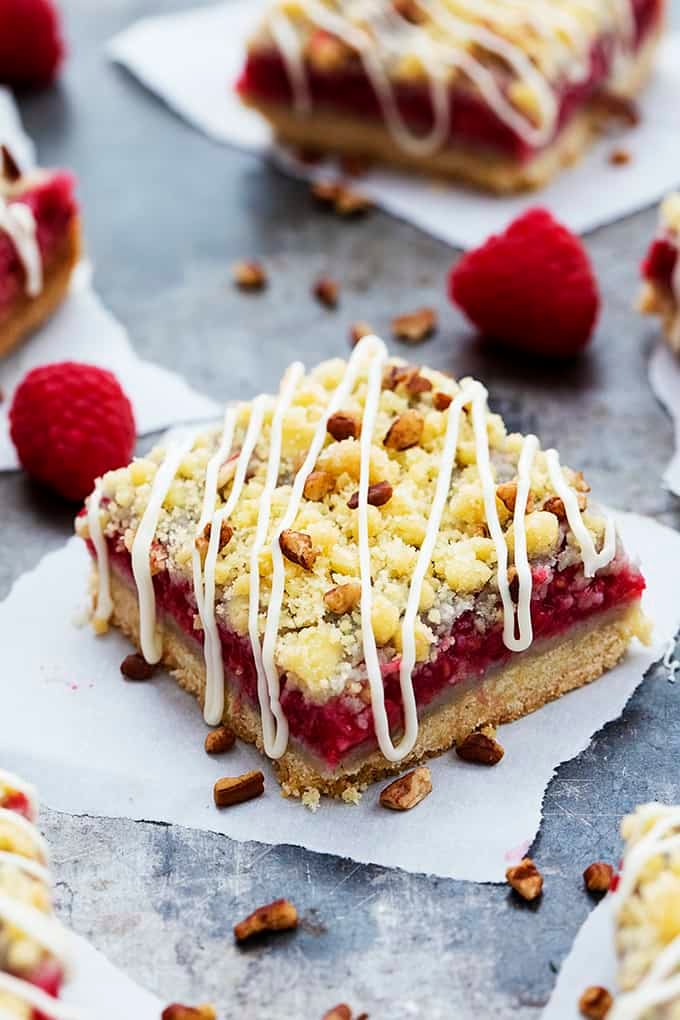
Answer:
[
  {"left": 302, "top": 787, "right": 322, "bottom": 812},
  {"left": 341, "top": 786, "right": 362, "bottom": 805}
]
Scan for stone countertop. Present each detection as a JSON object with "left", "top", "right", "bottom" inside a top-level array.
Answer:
[{"left": 2, "top": 2, "right": 680, "bottom": 1017}]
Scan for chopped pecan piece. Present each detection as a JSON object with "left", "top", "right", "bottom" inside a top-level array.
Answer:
[
  {"left": 335, "top": 186, "right": 372, "bottom": 217},
  {"left": 391, "top": 306, "right": 437, "bottom": 343},
  {"left": 1, "top": 144, "right": 22, "bottom": 183},
  {"left": 543, "top": 492, "right": 586, "bottom": 517},
  {"left": 506, "top": 858, "right": 543, "bottom": 901},
  {"left": 313, "top": 276, "right": 339, "bottom": 308},
  {"left": 234, "top": 898, "right": 298, "bottom": 942},
  {"left": 279, "top": 530, "right": 317, "bottom": 570},
  {"left": 395, "top": 367, "right": 432, "bottom": 395},
  {"left": 322, "top": 1007, "right": 352, "bottom": 1020},
  {"left": 204, "top": 725, "right": 236, "bottom": 755},
  {"left": 609, "top": 147, "right": 631, "bottom": 166},
  {"left": 578, "top": 986, "right": 613, "bottom": 1020},
  {"left": 304, "top": 470, "right": 335, "bottom": 501},
  {"left": 433, "top": 391, "right": 453, "bottom": 411},
  {"left": 324, "top": 581, "right": 362, "bottom": 614},
  {"left": 384, "top": 410, "right": 424, "bottom": 451},
  {"left": 195, "top": 520, "right": 233, "bottom": 560},
  {"left": 573, "top": 471, "right": 591, "bottom": 493},
  {"left": 347, "top": 481, "right": 393, "bottom": 509},
  {"left": 311, "top": 179, "right": 341, "bottom": 207},
  {"left": 232, "top": 259, "right": 267, "bottom": 291},
  {"left": 382, "top": 364, "right": 411, "bottom": 390},
  {"left": 496, "top": 481, "right": 518, "bottom": 513},
  {"left": 327, "top": 411, "right": 360, "bottom": 441},
  {"left": 120, "top": 653, "right": 154, "bottom": 682},
  {"left": 455, "top": 727, "right": 505, "bottom": 766},
  {"left": 350, "top": 321, "right": 374, "bottom": 346},
  {"left": 162, "top": 1005, "right": 217, "bottom": 1020},
  {"left": 583, "top": 861, "right": 614, "bottom": 895},
  {"left": 214, "top": 770, "right": 264, "bottom": 808},
  {"left": 379, "top": 767, "right": 432, "bottom": 811}
]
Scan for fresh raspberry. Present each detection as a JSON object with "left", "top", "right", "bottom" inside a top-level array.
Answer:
[
  {"left": 0, "top": 0, "right": 65, "bottom": 90},
  {"left": 641, "top": 238, "right": 677, "bottom": 285},
  {"left": 10, "top": 362, "right": 135, "bottom": 502},
  {"left": 448, "top": 208, "right": 600, "bottom": 357}
]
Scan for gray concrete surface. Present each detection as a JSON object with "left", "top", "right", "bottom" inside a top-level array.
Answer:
[{"left": 2, "top": 1, "right": 680, "bottom": 1017}]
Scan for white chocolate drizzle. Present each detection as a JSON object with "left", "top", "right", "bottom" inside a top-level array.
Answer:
[
  {"left": 265, "top": 0, "right": 639, "bottom": 157},
  {"left": 0, "top": 808, "right": 49, "bottom": 864},
  {"left": 0, "top": 195, "right": 42, "bottom": 297},
  {"left": 0, "top": 973, "right": 86, "bottom": 1020},
  {"left": 86, "top": 481, "right": 113, "bottom": 628},
  {"left": 89, "top": 341, "right": 621, "bottom": 765},
  {"left": 611, "top": 806, "right": 680, "bottom": 1019}
]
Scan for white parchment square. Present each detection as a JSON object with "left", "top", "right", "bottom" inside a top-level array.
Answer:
[
  {"left": 1, "top": 512, "right": 677, "bottom": 882},
  {"left": 109, "top": 3, "right": 680, "bottom": 248}
]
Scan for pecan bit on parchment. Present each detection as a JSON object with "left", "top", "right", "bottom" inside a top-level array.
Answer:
[
  {"left": 455, "top": 726, "right": 505, "bottom": 766},
  {"left": 234, "top": 898, "right": 298, "bottom": 942},
  {"left": 1, "top": 144, "right": 22, "bottom": 183},
  {"left": 162, "top": 1005, "right": 217, "bottom": 1020},
  {"left": 350, "top": 321, "right": 374, "bottom": 346},
  {"left": 204, "top": 725, "right": 236, "bottom": 755},
  {"left": 304, "top": 469, "right": 336, "bottom": 501},
  {"left": 311, "top": 179, "right": 341, "bottom": 207},
  {"left": 334, "top": 186, "right": 372, "bottom": 217},
  {"left": 379, "top": 766, "right": 432, "bottom": 811},
  {"left": 327, "top": 410, "right": 360, "bottom": 441},
  {"left": 609, "top": 147, "right": 631, "bottom": 166},
  {"left": 120, "top": 653, "right": 154, "bottom": 682},
  {"left": 347, "top": 480, "right": 393, "bottom": 510},
  {"left": 232, "top": 259, "right": 267, "bottom": 291},
  {"left": 279, "top": 529, "right": 318, "bottom": 570},
  {"left": 324, "top": 581, "right": 362, "bottom": 615},
  {"left": 313, "top": 275, "right": 340, "bottom": 308},
  {"left": 506, "top": 858, "right": 543, "bottom": 901},
  {"left": 578, "top": 986, "right": 613, "bottom": 1020},
  {"left": 391, "top": 306, "right": 437, "bottom": 343},
  {"left": 214, "top": 770, "right": 264, "bottom": 808},
  {"left": 322, "top": 1006, "right": 352, "bottom": 1020},
  {"left": 384, "top": 409, "right": 424, "bottom": 451},
  {"left": 433, "top": 391, "right": 453, "bottom": 411},
  {"left": 583, "top": 861, "right": 614, "bottom": 895}
]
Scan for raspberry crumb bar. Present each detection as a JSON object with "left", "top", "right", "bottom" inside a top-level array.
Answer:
[
  {"left": 237, "top": 0, "right": 665, "bottom": 194},
  {"left": 610, "top": 804, "right": 680, "bottom": 1018},
  {"left": 639, "top": 194, "right": 680, "bottom": 354},
  {"left": 0, "top": 148, "right": 80, "bottom": 359},
  {"left": 78, "top": 338, "right": 649, "bottom": 798},
  {"left": 0, "top": 769, "right": 75, "bottom": 1019}
]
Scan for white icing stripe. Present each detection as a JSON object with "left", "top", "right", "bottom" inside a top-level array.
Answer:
[
  {"left": 0, "top": 808, "right": 49, "bottom": 863},
  {"left": 200, "top": 395, "right": 270, "bottom": 725},
  {"left": 269, "top": 0, "right": 638, "bottom": 156},
  {"left": 0, "top": 197, "right": 42, "bottom": 297},
  {"left": 249, "top": 365, "right": 306, "bottom": 758},
  {"left": 86, "top": 482, "right": 113, "bottom": 627},
  {"left": 263, "top": 335, "right": 386, "bottom": 759},
  {"left": 0, "top": 895, "right": 72, "bottom": 977},
  {"left": 507, "top": 434, "right": 540, "bottom": 651},
  {"left": 546, "top": 448, "right": 617, "bottom": 577},
  {"left": 0, "top": 973, "right": 87, "bottom": 1020},
  {"left": 0, "top": 770, "right": 38, "bottom": 821},
  {"left": 131, "top": 431, "right": 198, "bottom": 664},
  {"left": 0, "top": 850, "right": 51, "bottom": 885}
]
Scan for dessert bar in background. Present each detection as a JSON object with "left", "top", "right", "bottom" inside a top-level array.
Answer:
[
  {"left": 0, "top": 769, "right": 73, "bottom": 1018},
  {"left": 611, "top": 803, "right": 680, "bottom": 1018},
  {"left": 639, "top": 192, "right": 680, "bottom": 353},
  {"left": 237, "top": 0, "right": 666, "bottom": 194},
  {"left": 78, "top": 337, "right": 649, "bottom": 799},
  {"left": 0, "top": 146, "right": 80, "bottom": 359}
]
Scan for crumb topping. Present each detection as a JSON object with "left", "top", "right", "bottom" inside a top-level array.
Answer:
[
  {"left": 84, "top": 356, "right": 611, "bottom": 704},
  {"left": 661, "top": 193, "right": 680, "bottom": 236}
]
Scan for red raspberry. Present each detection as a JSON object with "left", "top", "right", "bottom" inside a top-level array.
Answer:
[
  {"left": 0, "top": 0, "right": 65, "bottom": 90},
  {"left": 448, "top": 208, "right": 600, "bottom": 357},
  {"left": 10, "top": 362, "right": 135, "bottom": 502},
  {"left": 641, "top": 238, "right": 677, "bottom": 285}
]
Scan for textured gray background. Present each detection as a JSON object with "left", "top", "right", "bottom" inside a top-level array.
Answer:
[{"left": 2, "top": 1, "right": 680, "bottom": 1017}]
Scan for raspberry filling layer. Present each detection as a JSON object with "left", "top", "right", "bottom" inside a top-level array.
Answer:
[
  {"left": 99, "top": 537, "right": 644, "bottom": 768},
  {"left": 642, "top": 237, "right": 678, "bottom": 290},
  {"left": 237, "top": 0, "right": 660, "bottom": 161},
  {"left": 0, "top": 173, "right": 77, "bottom": 313}
]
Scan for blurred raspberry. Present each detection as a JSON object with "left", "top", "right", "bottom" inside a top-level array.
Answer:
[{"left": 0, "top": 0, "right": 65, "bottom": 89}]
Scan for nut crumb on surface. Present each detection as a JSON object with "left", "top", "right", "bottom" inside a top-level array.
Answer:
[
  {"left": 322, "top": 1006, "right": 352, "bottom": 1020},
  {"left": 506, "top": 858, "right": 543, "bottom": 901},
  {"left": 234, "top": 898, "right": 298, "bottom": 942},
  {"left": 379, "top": 767, "right": 432, "bottom": 811},
  {"left": 204, "top": 725, "right": 236, "bottom": 755},
  {"left": 302, "top": 787, "right": 321, "bottom": 812},
  {"left": 583, "top": 861, "right": 614, "bottom": 894},
  {"left": 232, "top": 259, "right": 267, "bottom": 291},
  {"left": 314, "top": 275, "right": 340, "bottom": 308},
  {"left": 162, "top": 1006, "right": 217, "bottom": 1020},
  {"left": 455, "top": 726, "right": 504, "bottom": 765},
  {"left": 391, "top": 306, "right": 437, "bottom": 343},
  {"left": 608, "top": 147, "right": 631, "bottom": 165},
  {"left": 120, "top": 653, "right": 154, "bottom": 682},
  {"left": 214, "top": 770, "right": 264, "bottom": 808},
  {"left": 578, "top": 986, "right": 613, "bottom": 1019},
  {"left": 350, "top": 321, "right": 374, "bottom": 346}
]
